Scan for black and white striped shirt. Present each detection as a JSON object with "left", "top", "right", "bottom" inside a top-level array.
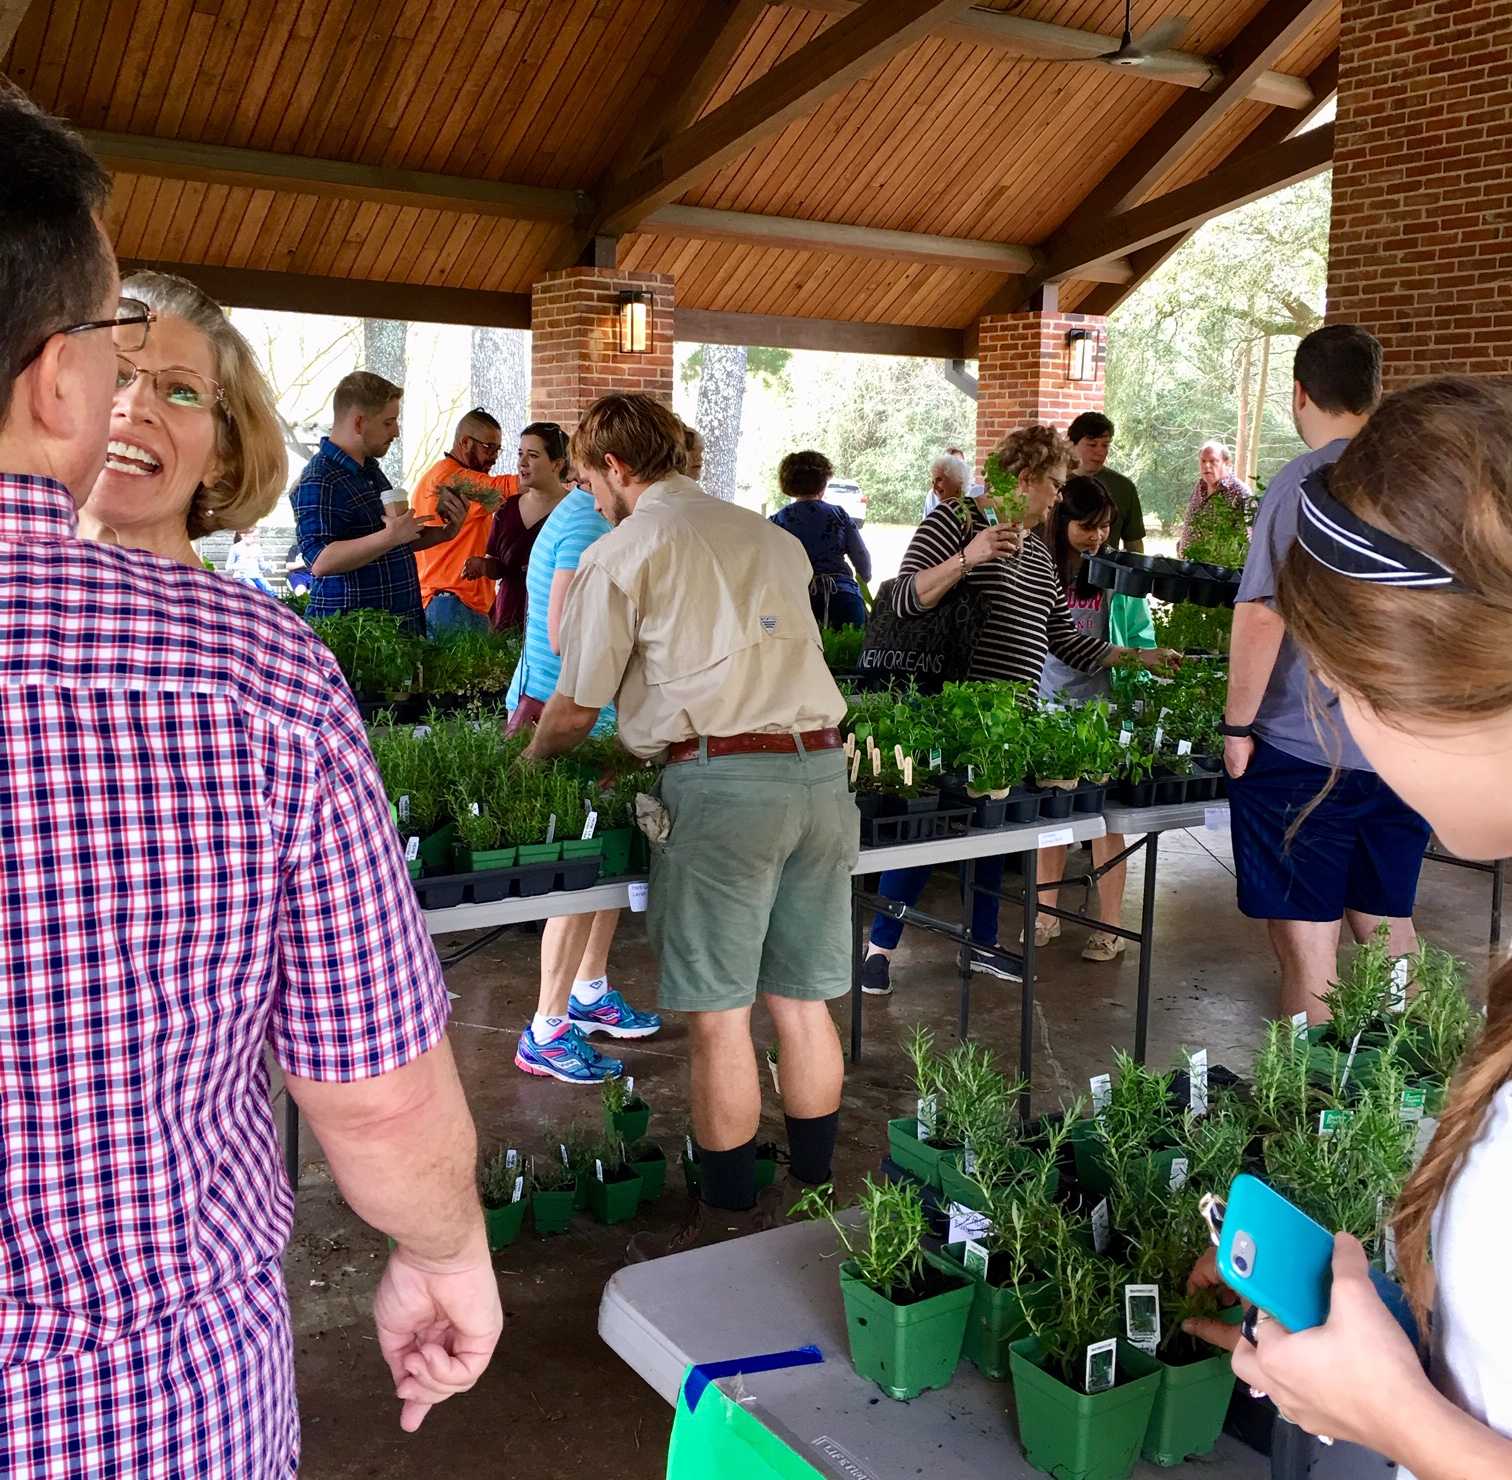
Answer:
[{"left": 892, "top": 503, "right": 1110, "bottom": 685}]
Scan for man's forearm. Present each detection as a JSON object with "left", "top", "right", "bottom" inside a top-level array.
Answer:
[
  {"left": 288, "top": 1040, "right": 484, "bottom": 1264},
  {"left": 310, "top": 529, "right": 397, "bottom": 577},
  {"left": 525, "top": 694, "right": 601, "bottom": 760},
  {"left": 1226, "top": 600, "right": 1287, "bottom": 723},
  {"left": 413, "top": 523, "right": 460, "bottom": 551}
]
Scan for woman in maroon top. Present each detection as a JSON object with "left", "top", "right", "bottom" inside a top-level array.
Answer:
[{"left": 464, "top": 422, "right": 571, "bottom": 629}]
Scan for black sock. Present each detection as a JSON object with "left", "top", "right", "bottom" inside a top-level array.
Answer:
[
  {"left": 785, "top": 1110, "right": 840, "bottom": 1187},
  {"left": 697, "top": 1137, "right": 757, "bottom": 1211}
]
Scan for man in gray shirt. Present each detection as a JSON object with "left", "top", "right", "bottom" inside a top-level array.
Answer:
[{"left": 1223, "top": 326, "right": 1430, "bottom": 1021}]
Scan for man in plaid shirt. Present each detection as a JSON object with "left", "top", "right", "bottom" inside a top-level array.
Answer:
[{"left": 0, "top": 92, "right": 501, "bottom": 1475}]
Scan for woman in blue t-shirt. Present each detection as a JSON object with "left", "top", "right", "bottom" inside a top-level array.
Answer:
[{"left": 769, "top": 450, "right": 872, "bottom": 629}]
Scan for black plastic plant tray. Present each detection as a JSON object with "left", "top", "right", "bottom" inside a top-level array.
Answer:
[
  {"left": 860, "top": 806, "right": 972, "bottom": 848},
  {"left": 412, "top": 857, "right": 602, "bottom": 910}
]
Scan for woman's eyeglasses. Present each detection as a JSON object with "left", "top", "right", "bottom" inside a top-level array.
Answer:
[
  {"left": 114, "top": 355, "right": 225, "bottom": 413},
  {"left": 16, "top": 297, "right": 155, "bottom": 374}
]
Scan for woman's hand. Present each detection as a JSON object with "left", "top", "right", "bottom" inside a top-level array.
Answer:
[
  {"left": 1135, "top": 647, "right": 1181, "bottom": 674},
  {"left": 1197, "top": 1235, "right": 1433, "bottom": 1450},
  {"left": 460, "top": 555, "right": 491, "bottom": 581},
  {"left": 963, "top": 524, "right": 1023, "bottom": 567}
]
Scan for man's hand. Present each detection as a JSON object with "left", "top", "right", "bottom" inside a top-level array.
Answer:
[
  {"left": 374, "top": 1240, "right": 503, "bottom": 1433},
  {"left": 460, "top": 555, "right": 492, "bottom": 581},
  {"left": 1225, "top": 734, "right": 1255, "bottom": 779},
  {"left": 436, "top": 490, "right": 468, "bottom": 535}
]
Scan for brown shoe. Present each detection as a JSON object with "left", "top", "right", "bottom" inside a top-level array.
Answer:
[{"left": 625, "top": 1185, "right": 786, "bottom": 1264}]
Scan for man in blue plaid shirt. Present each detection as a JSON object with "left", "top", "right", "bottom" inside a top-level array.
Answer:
[{"left": 293, "top": 371, "right": 466, "bottom": 632}]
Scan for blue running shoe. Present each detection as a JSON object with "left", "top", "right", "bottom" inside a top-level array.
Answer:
[
  {"left": 514, "top": 1024, "right": 624, "bottom": 1083},
  {"left": 570, "top": 990, "right": 662, "bottom": 1040}
]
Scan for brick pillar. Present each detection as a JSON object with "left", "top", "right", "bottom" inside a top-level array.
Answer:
[
  {"left": 530, "top": 268, "right": 676, "bottom": 429},
  {"left": 1327, "top": 0, "right": 1512, "bottom": 384},
  {"left": 975, "top": 308, "right": 1108, "bottom": 470}
]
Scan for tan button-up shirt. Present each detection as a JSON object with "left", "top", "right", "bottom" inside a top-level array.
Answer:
[{"left": 554, "top": 475, "right": 846, "bottom": 760}]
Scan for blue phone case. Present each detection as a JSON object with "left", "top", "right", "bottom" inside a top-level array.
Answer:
[{"left": 1216, "top": 1174, "right": 1335, "bottom": 1332}]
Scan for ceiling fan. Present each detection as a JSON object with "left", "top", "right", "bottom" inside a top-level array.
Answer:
[{"left": 1083, "top": 0, "right": 1192, "bottom": 68}]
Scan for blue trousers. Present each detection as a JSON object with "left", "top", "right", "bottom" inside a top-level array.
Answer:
[
  {"left": 816, "top": 586, "right": 867, "bottom": 630},
  {"left": 868, "top": 856, "right": 1008, "bottom": 951},
  {"left": 425, "top": 592, "right": 489, "bottom": 635}
]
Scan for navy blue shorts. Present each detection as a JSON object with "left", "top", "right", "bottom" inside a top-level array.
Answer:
[{"left": 1229, "top": 738, "right": 1430, "bottom": 922}]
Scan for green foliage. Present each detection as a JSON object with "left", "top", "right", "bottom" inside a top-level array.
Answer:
[
  {"left": 982, "top": 452, "right": 1026, "bottom": 526},
  {"left": 601, "top": 1075, "right": 644, "bottom": 1117},
  {"left": 311, "top": 609, "right": 422, "bottom": 697},
  {"left": 681, "top": 343, "right": 792, "bottom": 389},
  {"left": 419, "top": 626, "right": 522, "bottom": 698},
  {"left": 1182, "top": 493, "right": 1252, "bottom": 571},
  {"left": 822, "top": 625, "right": 865, "bottom": 674},
  {"left": 1021, "top": 1239, "right": 1122, "bottom": 1390},
  {"left": 1320, "top": 923, "right": 1396, "bottom": 1046},
  {"left": 1153, "top": 602, "right": 1233, "bottom": 654},
  {"left": 1251, "top": 1018, "right": 1313, "bottom": 1133},
  {"left": 1403, "top": 941, "right": 1479, "bottom": 1081},
  {"left": 281, "top": 590, "right": 310, "bottom": 616},
  {"left": 479, "top": 1146, "right": 520, "bottom": 1208},
  {"left": 792, "top": 1176, "right": 927, "bottom": 1299},
  {"left": 528, "top": 1152, "right": 575, "bottom": 1195},
  {"left": 368, "top": 723, "right": 447, "bottom": 836}
]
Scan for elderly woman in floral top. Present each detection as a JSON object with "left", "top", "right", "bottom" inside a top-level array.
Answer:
[{"left": 1179, "top": 440, "right": 1253, "bottom": 554}]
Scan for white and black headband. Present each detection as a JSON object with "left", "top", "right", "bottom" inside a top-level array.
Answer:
[{"left": 1298, "top": 469, "right": 1467, "bottom": 592}]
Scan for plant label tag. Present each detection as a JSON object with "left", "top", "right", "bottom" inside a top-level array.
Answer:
[
  {"left": 1189, "top": 1049, "right": 1209, "bottom": 1117},
  {"left": 582, "top": 810, "right": 598, "bottom": 840},
  {"left": 1085, "top": 1338, "right": 1118, "bottom": 1395},
  {"left": 1340, "top": 1029, "right": 1364, "bottom": 1092},
  {"left": 1124, "top": 1283, "right": 1162, "bottom": 1353},
  {"left": 505, "top": 1148, "right": 518, "bottom": 1171},
  {"left": 1091, "top": 1198, "right": 1111, "bottom": 1254},
  {"left": 1133, "top": 700, "right": 1145, "bottom": 716},
  {"left": 947, "top": 1202, "right": 993, "bottom": 1246},
  {"left": 1292, "top": 1010, "right": 1311, "bottom": 1041},
  {"left": 1400, "top": 1087, "right": 1427, "bottom": 1124},
  {"left": 1040, "top": 827, "right": 1074, "bottom": 848},
  {"left": 904, "top": 757, "right": 914, "bottom": 787},
  {"left": 685, "top": 1135, "right": 694, "bottom": 1162},
  {"left": 1384, "top": 1219, "right": 1398, "bottom": 1275},
  {"left": 1119, "top": 728, "right": 1132, "bottom": 749},
  {"left": 916, "top": 1094, "right": 938, "bottom": 1140},
  {"left": 894, "top": 744, "right": 906, "bottom": 771},
  {"left": 1090, "top": 1074, "right": 1112, "bottom": 1116},
  {"left": 559, "top": 1143, "right": 570, "bottom": 1167},
  {"left": 1153, "top": 726, "right": 1164, "bottom": 750},
  {"left": 627, "top": 881, "right": 650, "bottom": 913},
  {"left": 398, "top": 794, "right": 411, "bottom": 822},
  {"left": 850, "top": 750, "right": 861, "bottom": 784},
  {"left": 929, "top": 748, "right": 942, "bottom": 772},
  {"left": 1158, "top": 706, "right": 1172, "bottom": 722},
  {"left": 625, "top": 1076, "right": 635, "bottom": 1098},
  {"left": 511, "top": 1174, "right": 524, "bottom": 1204},
  {"left": 1413, "top": 1115, "right": 1438, "bottom": 1166},
  {"left": 1204, "top": 807, "right": 1229, "bottom": 831},
  {"left": 1177, "top": 739, "right": 1193, "bottom": 757},
  {"left": 962, "top": 1140, "right": 977, "bottom": 1175},
  {"left": 594, "top": 1158, "right": 605, "bottom": 1183},
  {"left": 844, "top": 733, "right": 855, "bottom": 758},
  {"left": 1169, "top": 1157, "right": 1190, "bottom": 1192},
  {"left": 404, "top": 835, "right": 420, "bottom": 862},
  {"left": 469, "top": 802, "right": 481, "bottom": 816},
  {"left": 546, "top": 813, "right": 557, "bottom": 844},
  {"left": 967, "top": 764, "right": 975, "bottom": 783},
  {"left": 1389, "top": 956, "right": 1410, "bottom": 1013},
  {"left": 963, "top": 1240, "right": 990, "bottom": 1280},
  {"left": 982, "top": 501, "right": 1000, "bottom": 527},
  {"left": 872, "top": 749, "right": 882, "bottom": 778},
  {"left": 1318, "top": 1109, "right": 1353, "bottom": 1137},
  {"left": 411, "top": 725, "right": 431, "bottom": 739}
]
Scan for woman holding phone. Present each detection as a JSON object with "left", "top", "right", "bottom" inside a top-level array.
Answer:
[{"left": 1183, "top": 376, "right": 1512, "bottom": 1478}]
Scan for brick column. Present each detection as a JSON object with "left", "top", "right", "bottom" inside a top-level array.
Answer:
[
  {"left": 530, "top": 268, "right": 676, "bottom": 429},
  {"left": 975, "top": 308, "right": 1108, "bottom": 469},
  {"left": 1327, "top": 0, "right": 1512, "bottom": 384}
]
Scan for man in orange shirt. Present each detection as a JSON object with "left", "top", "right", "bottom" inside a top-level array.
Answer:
[{"left": 412, "top": 408, "right": 519, "bottom": 633}]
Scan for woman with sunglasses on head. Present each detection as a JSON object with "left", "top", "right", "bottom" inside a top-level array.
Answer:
[
  {"left": 81, "top": 271, "right": 285, "bottom": 567},
  {"left": 1182, "top": 376, "right": 1512, "bottom": 1479}
]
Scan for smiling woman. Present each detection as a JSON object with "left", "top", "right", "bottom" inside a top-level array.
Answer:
[{"left": 81, "top": 271, "right": 286, "bottom": 569}]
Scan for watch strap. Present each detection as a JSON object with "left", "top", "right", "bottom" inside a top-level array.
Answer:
[{"left": 1219, "top": 721, "right": 1254, "bottom": 738}]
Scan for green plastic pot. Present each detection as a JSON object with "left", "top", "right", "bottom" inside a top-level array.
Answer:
[
  {"left": 1009, "top": 1336, "right": 1162, "bottom": 1480},
  {"left": 406, "top": 857, "right": 422, "bottom": 881},
  {"left": 1069, "top": 1122, "right": 1181, "bottom": 1203},
  {"left": 561, "top": 837, "right": 604, "bottom": 862},
  {"left": 573, "top": 1169, "right": 592, "bottom": 1211},
  {"left": 939, "top": 1242, "right": 1054, "bottom": 1381},
  {"left": 1142, "top": 1349, "right": 1235, "bottom": 1466},
  {"left": 630, "top": 830, "right": 651, "bottom": 874},
  {"left": 679, "top": 1146, "right": 775, "bottom": 1196},
  {"left": 416, "top": 822, "right": 457, "bottom": 876},
  {"left": 459, "top": 844, "right": 517, "bottom": 872},
  {"left": 838, "top": 1252, "right": 973, "bottom": 1401},
  {"left": 682, "top": 1148, "right": 701, "bottom": 1196},
  {"left": 886, "top": 1117, "right": 957, "bottom": 1191},
  {"left": 518, "top": 841, "right": 564, "bottom": 865},
  {"left": 1306, "top": 1024, "right": 1383, "bottom": 1092},
  {"left": 599, "top": 826, "right": 634, "bottom": 878},
  {"left": 611, "top": 1101, "right": 651, "bottom": 1144},
  {"left": 530, "top": 1189, "right": 575, "bottom": 1236},
  {"left": 587, "top": 1167, "right": 644, "bottom": 1225},
  {"left": 483, "top": 1197, "right": 527, "bottom": 1252},
  {"left": 629, "top": 1145, "right": 667, "bottom": 1203},
  {"left": 755, "top": 1145, "right": 779, "bottom": 1190},
  {"left": 939, "top": 1150, "right": 1057, "bottom": 1212}
]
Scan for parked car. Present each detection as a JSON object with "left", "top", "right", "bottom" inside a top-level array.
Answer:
[{"left": 827, "top": 478, "right": 868, "bottom": 529}]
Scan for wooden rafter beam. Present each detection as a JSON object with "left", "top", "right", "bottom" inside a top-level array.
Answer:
[
  {"left": 592, "top": 0, "right": 977, "bottom": 236},
  {"left": 1102, "top": 0, "right": 1336, "bottom": 214},
  {"left": 88, "top": 132, "right": 584, "bottom": 224},
  {"left": 116, "top": 260, "right": 532, "bottom": 330},
  {"left": 778, "top": 0, "right": 1316, "bottom": 108},
  {"left": 1076, "top": 50, "right": 1340, "bottom": 317},
  {"left": 638, "top": 204, "right": 1134, "bottom": 281},
  {"left": 1, "top": 0, "right": 35, "bottom": 52},
  {"left": 675, "top": 307, "right": 965, "bottom": 357}
]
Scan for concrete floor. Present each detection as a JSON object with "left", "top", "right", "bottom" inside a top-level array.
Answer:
[{"left": 284, "top": 828, "right": 1497, "bottom": 1478}]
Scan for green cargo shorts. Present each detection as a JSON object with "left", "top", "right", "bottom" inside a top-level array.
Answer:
[{"left": 648, "top": 746, "right": 860, "bottom": 1013}]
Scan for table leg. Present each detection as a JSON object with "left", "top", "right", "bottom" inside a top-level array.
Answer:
[
  {"left": 1493, "top": 859, "right": 1505, "bottom": 954},
  {"left": 284, "top": 1094, "right": 300, "bottom": 1190},
  {"left": 959, "top": 859, "right": 974, "bottom": 1041},
  {"left": 1134, "top": 834, "right": 1159, "bottom": 1065},
  {"left": 1019, "top": 848, "right": 1036, "bottom": 1121},
  {"left": 850, "top": 876, "right": 870, "bottom": 1063}
]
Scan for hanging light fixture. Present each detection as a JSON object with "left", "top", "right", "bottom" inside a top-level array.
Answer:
[
  {"left": 1065, "top": 327, "right": 1100, "bottom": 382},
  {"left": 618, "top": 290, "right": 651, "bottom": 354}
]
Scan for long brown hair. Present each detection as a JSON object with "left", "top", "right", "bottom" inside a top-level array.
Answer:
[{"left": 1276, "top": 374, "right": 1512, "bottom": 1333}]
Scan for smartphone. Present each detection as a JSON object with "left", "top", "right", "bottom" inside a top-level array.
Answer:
[{"left": 1216, "top": 1173, "right": 1335, "bottom": 1332}]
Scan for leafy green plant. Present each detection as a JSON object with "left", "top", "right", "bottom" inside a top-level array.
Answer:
[
  {"left": 601, "top": 1075, "right": 645, "bottom": 1116},
  {"left": 419, "top": 626, "right": 522, "bottom": 698},
  {"left": 528, "top": 1152, "right": 575, "bottom": 1194},
  {"left": 822, "top": 625, "right": 865, "bottom": 674},
  {"left": 792, "top": 1176, "right": 927, "bottom": 1298},
  {"left": 982, "top": 452, "right": 1027, "bottom": 527},
  {"left": 1021, "top": 1239, "right": 1122, "bottom": 1390},
  {"left": 1252, "top": 1018, "right": 1313, "bottom": 1132},
  {"left": 1182, "top": 492, "right": 1251, "bottom": 571},
  {"left": 1403, "top": 940, "right": 1478, "bottom": 1080},
  {"left": 312, "top": 609, "right": 421, "bottom": 696},
  {"left": 1320, "top": 923, "right": 1397, "bottom": 1047},
  {"left": 438, "top": 474, "right": 504, "bottom": 513},
  {"left": 479, "top": 1146, "right": 521, "bottom": 1209},
  {"left": 281, "top": 590, "right": 310, "bottom": 616},
  {"left": 369, "top": 723, "right": 445, "bottom": 836}
]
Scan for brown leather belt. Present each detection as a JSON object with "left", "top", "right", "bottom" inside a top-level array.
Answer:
[{"left": 665, "top": 727, "right": 843, "bottom": 765}]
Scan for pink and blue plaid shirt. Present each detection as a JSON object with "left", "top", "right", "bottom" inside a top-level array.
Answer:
[{"left": 0, "top": 475, "right": 450, "bottom": 1476}]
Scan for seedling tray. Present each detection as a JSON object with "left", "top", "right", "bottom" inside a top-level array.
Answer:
[
  {"left": 860, "top": 805, "right": 972, "bottom": 847},
  {"left": 1084, "top": 551, "right": 1242, "bottom": 608},
  {"left": 412, "top": 856, "right": 602, "bottom": 909}
]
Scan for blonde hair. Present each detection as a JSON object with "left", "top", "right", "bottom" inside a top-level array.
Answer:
[
  {"left": 991, "top": 424, "right": 1073, "bottom": 482},
  {"left": 1276, "top": 375, "right": 1512, "bottom": 1337},
  {"left": 121, "top": 271, "right": 286, "bottom": 540},
  {"left": 573, "top": 394, "right": 688, "bottom": 483},
  {"left": 333, "top": 370, "right": 402, "bottom": 420}
]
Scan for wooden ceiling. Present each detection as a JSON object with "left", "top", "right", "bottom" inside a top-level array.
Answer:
[{"left": 2, "top": 0, "right": 1341, "bottom": 351}]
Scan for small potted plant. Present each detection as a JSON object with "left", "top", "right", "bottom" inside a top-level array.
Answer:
[
  {"left": 602, "top": 1075, "right": 650, "bottom": 1144},
  {"left": 528, "top": 1153, "right": 577, "bottom": 1236},
  {"left": 1306, "top": 925, "right": 1398, "bottom": 1092},
  {"left": 793, "top": 1176, "right": 973, "bottom": 1401},
  {"left": 479, "top": 1146, "right": 528, "bottom": 1252},
  {"left": 886, "top": 1027, "right": 963, "bottom": 1189},
  {"left": 627, "top": 1138, "right": 667, "bottom": 1203},
  {"left": 586, "top": 1135, "right": 645, "bottom": 1225}
]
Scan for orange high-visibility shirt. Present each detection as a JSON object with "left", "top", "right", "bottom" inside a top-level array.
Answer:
[{"left": 411, "top": 456, "right": 519, "bottom": 616}]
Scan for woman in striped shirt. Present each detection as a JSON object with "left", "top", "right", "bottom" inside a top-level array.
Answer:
[{"left": 860, "top": 424, "right": 1174, "bottom": 997}]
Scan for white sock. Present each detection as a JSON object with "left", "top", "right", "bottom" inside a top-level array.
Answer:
[
  {"left": 571, "top": 976, "right": 609, "bottom": 1005},
  {"left": 532, "top": 1013, "right": 570, "bottom": 1042}
]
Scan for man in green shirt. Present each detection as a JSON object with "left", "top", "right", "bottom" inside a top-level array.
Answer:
[{"left": 1068, "top": 411, "right": 1145, "bottom": 553}]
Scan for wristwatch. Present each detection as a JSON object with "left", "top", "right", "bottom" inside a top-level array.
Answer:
[{"left": 1219, "top": 721, "right": 1254, "bottom": 739}]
